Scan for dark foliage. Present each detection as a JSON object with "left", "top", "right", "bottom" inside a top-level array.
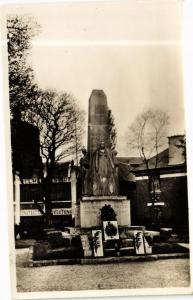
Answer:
[{"left": 7, "top": 15, "right": 40, "bottom": 116}]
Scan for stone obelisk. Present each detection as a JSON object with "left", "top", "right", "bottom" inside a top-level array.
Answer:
[{"left": 88, "top": 90, "right": 110, "bottom": 157}]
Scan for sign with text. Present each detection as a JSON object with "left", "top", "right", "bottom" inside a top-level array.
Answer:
[
  {"left": 20, "top": 208, "right": 72, "bottom": 217},
  {"left": 20, "top": 209, "right": 42, "bottom": 217}
]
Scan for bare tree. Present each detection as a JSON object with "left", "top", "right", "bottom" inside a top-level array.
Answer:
[
  {"left": 127, "top": 109, "right": 169, "bottom": 172},
  {"left": 24, "top": 89, "right": 85, "bottom": 226},
  {"left": 127, "top": 109, "right": 169, "bottom": 226}
]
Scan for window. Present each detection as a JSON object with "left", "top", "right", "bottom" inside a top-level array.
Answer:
[{"left": 149, "top": 174, "right": 161, "bottom": 201}]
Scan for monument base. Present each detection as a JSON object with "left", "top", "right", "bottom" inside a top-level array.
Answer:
[{"left": 79, "top": 196, "right": 131, "bottom": 228}]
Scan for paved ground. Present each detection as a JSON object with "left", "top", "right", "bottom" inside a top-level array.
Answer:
[{"left": 16, "top": 248, "right": 190, "bottom": 293}]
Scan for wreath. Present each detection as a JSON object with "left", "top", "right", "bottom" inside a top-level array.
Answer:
[
  {"left": 100, "top": 204, "right": 117, "bottom": 221},
  {"left": 105, "top": 221, "right": 117, "bottom": 238}
]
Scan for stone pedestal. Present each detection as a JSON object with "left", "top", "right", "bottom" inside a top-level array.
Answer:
[
  {"left": 74, "top": 204, "right": 80, "bottom": 227},
  {"left": 80, "top": 196, "right": 131, "bottom": 228}
]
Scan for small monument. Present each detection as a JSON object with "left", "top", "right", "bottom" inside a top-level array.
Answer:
[{"left": 79, "top": 90, "right": 131, "bottom": 228}]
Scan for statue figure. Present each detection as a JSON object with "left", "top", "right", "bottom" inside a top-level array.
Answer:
[
  {"left": 91, "top": 141, "right": 118, "bottom": 196},
  {"left": 79, "top": 148, "right": 89, "bottom": 195}
]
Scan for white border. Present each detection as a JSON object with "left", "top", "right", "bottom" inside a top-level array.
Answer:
[{"left": 0, "top": 0, "right": 193, "bottom": 299}]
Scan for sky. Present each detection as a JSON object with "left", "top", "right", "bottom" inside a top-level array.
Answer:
[{"left": 4, "top": 0, "right": 185, "bottom": 156}]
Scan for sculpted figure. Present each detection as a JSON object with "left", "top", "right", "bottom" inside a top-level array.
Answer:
[
  {"left": 80, "top": 148, "right": 89, "bottom": 195},
  {"left": 91, "top": 141, "right": 118, "bottom": 196}
]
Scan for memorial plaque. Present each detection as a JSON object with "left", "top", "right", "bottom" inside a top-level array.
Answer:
[
  {"left": 144, "top": 235, "right": 152, "bottom": 254},
  {"left": 92, "top": 230, "right": 104, "bottom": 257},
  {"left": 80, "top": 234, "right": 92, "bottom": 257},
  {"left": 134, "top": 231, "right": 152, "bottom": 255},
  {"left": 103, "top": 220, "right": 119, "bottom": 240},
  {"left": 134, "top": 231, "right": 145, "bottom": 255}
]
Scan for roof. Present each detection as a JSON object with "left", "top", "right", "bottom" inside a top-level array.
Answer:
[
  {"left": 135, "top": 148, "right": 169, "bottom": 171},
  {"left": 118, "top": 162, "right": 136, "bottom": 182},
  {"left": 134, "top": 148, "right": 186, "bottom": 173},
  {"left": 117, "top": 157, "right": 143, "bottom": 166},
  {"left": 168, "top": 134, "right": 185, "bottom": 139}
]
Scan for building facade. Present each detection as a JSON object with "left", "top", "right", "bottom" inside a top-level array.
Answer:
[
  {"left": 131, "top": 135, "right": 188, "bottom": 232},
  {"left": 14, "top": 163, "right": 78, "bottom": 238}
]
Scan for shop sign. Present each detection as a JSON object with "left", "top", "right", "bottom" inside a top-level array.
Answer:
[{"left": 20, "top": 208, "right": 72, "bottom": 216}]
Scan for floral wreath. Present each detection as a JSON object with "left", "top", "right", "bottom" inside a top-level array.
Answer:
[{"left": 105, "top": 221, "right": 117, "bottom": 238}]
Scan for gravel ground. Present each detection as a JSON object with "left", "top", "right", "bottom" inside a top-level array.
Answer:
[{"left": 16, "top": 249, "right": 190, "bottom": 292}]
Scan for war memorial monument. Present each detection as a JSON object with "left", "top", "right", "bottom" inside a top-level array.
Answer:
[{"left": 79, "top": 89, "right": 131, "bottom": 228}]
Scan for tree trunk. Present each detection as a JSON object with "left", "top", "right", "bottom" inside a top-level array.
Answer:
[
  {"left": 42, "top": 172, "right": 54, "bottom": 229},
  {"left": 148, "top": 176, "right": 157, "bottom": 229},
  {"left": 44, "top": 199, "right": 53, "bottom": 228}
]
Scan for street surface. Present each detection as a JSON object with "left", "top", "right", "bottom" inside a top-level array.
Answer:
[{"left": 16, "top": 248, "right": 190, "bottom": 292}]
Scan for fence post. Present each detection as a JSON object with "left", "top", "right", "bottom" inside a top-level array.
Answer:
[{"left": 14, "top": 172, "right": 21, "bottom": 225}]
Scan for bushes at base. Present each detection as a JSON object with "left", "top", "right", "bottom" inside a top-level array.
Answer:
[
  {"left": 33, "top": 242, "right": 50, "bottom": 260},
  {"left": 46, "top": 231, "right": 70, "bottom": 248},
  {"left": 33, "top": 242, "right": 83, "bottom": 261},
  {"left": 32, "top": 233, "right": 84, "bottom": 260},
  {"left": 153, "top": 243, "right": 189, "bottom": 254},
  {"left": 46, "top": 246, "right": 83, "bottom": 260}
]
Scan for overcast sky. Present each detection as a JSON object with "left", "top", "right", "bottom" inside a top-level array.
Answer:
[{"left": 5, "top": 0, "right": 185, "bottom": 156}]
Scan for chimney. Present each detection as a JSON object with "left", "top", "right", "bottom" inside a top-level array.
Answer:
[{"left": 168, "top": 135, "right": 185, "bottom": 165}]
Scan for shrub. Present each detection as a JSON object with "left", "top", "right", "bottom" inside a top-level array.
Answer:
[
  {"left": 46, "top": 231, "right": 70, "bottom": 248},
  {"left": 33, "top": 242, "right": 50, "bottom": 260}
]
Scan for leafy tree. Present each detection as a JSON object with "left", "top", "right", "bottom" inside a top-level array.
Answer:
[
  {"left": 24, "top": 89, "right": 85, "bottom": 226},
  {"left": 7, "top": 15, "right": 43, "bottom": 184},
  {"left": 7, "top": 15, "right": 40, "bottom": 117}
]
